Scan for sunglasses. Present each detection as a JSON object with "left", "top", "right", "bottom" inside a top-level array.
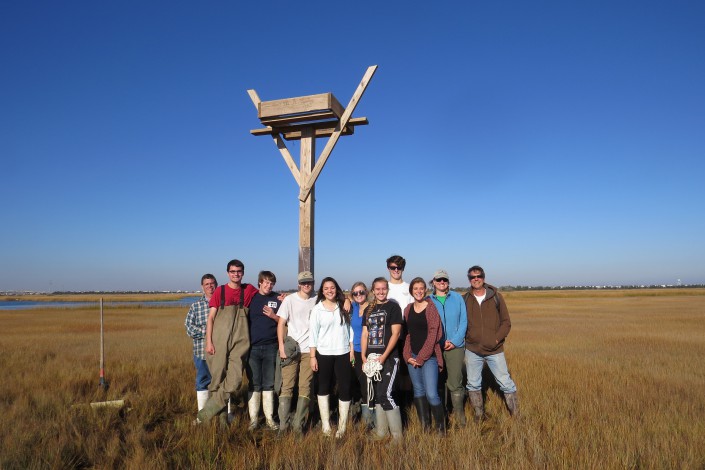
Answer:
[
  {"left": 435, "top": 278, "right": 449, "bottom": 283},
  {"left": 388, "top": 266, "right": 403, "bottom": 271},
  {"left": 352, "top": 290, "right": 367, "bottom": 296},
  {"left": 468, "top": 275, "right": 484, "bottom": 280}
]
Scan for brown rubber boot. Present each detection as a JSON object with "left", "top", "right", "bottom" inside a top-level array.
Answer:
[
  {"left": 467, "top": 391, "right": 484, "bottom": 423},
  {"left": 504, "top": 392, "right": 520, "bottom": 417}
]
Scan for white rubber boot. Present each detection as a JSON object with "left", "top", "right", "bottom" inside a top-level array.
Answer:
[
  {"left": 386, "top": 407, "right": 403, "bottom": 441},
  {"left": 262, "top": 391, "right": 279, "bottom": 431},
  {"left": 335, "top": 400, "right": 350, "bottom": 438},
  {"left": 248, "top": 391, "right": 262, "bottom": 431},
  {"left": 318, "top": 395, "right": 332, "bottom": 436},
  {"left": 371, "top": 404, "right": 389, "bottom": 440},
  {"left": 196, "top": 390, "right": 209, "bottom": 411}
]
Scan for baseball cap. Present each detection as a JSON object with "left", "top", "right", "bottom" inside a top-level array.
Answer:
[
  {"left": 297, "top": 271, "right": 314, "bottom": 283},
  {"left": 432, "top": 269, "right": 449, "bottom": 281}
]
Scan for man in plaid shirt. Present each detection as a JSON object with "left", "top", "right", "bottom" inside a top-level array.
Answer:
[{"left": 185, "top": 273, "right": 218, "bottom": 412}]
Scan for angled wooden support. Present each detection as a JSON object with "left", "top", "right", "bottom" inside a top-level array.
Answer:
[
  {"left": 298, "top": 65, "right": 377, "bottom": 202},
  {"left": 247, "top": 89, "right": 300, "bottom": 185}
]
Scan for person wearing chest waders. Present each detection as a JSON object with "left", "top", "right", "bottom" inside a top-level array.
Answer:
[{"left": 195, "top": 259, "right": 258, "bottom": 426}]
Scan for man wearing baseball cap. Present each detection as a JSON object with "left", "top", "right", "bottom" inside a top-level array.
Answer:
[
  {"left": 429, "top": 269, "right": 469, "bottom": 427},
  {"left": 276, "top": 271, "right": 317, "bottom": 434}
]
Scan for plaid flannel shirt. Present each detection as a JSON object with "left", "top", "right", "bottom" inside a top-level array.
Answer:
[{"left": 185, "top": 295, "right": 210, "bottom": 360}]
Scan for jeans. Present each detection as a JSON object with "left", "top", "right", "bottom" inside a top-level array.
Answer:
[
  {"left": 406, "top": 354, "right": 441, "bottom": 406},
  {"left": 464, "top": 350, "right": 517, "bottom": 394},
  {"left": 246, "top": 343, "right": 278, "bottom": 392},
  {"left": 193, "top": 356, "right": 211, "bottom": 391}
]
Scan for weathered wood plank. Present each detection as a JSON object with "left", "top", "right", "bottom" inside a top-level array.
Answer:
[
  {"left": 250, "top": 117, "right": 368, "bottom": 139},
  {"left": 274, "top": 134, "right": 300, "bottom": 185},
  {"left": 299, "top": 128, "right": 315, "bottom": 276},
  {"left": 259, "top": 92, "right": 343, "bottom": 119},
  {"left": 246, "top": 89, "right": 261, "bottom": 109},
  {"left": 282, "top": 127, "right": 353, "bottom": 141},
  {"left": 260, "top": 110, "right": 339, "bottom": 126}
]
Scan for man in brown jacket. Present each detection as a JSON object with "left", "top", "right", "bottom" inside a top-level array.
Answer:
[{"left": 463, "top": 265, "right": 519, "bottom": 421}]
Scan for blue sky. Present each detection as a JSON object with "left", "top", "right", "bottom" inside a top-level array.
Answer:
[{"left": 1, "top": 1, "right": 704, "bottom": 292}]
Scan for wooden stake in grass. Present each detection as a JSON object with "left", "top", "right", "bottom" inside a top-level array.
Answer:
[{"left": 99, "top": 298, "right": 108, "bottom": 391}]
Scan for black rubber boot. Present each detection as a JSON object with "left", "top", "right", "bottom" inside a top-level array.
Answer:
[
  {"left": 450, "top": 391, "right": 466, "bottom": 428},
  {"left": 431, "top": 403, "right": 447, "bottom": 435},
  {"left": 413, "top": 397, "right": 431, "bottom": 431}
]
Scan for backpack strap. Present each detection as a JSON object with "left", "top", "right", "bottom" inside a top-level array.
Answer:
[{"left": 220, "top": 285, "right": 226, "bottom": 307}]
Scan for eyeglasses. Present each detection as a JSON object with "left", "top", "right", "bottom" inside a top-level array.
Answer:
[
  {"left": 434, "top": 278, "right": 449, "bottom": 283},
  {"left": 388, "top": 266, "right": 403, "bottom": 271},
  {"left": 468, "top": 275, "right": 484, "bottom": 280},
  {"left": 352, "top": 290, "right": 366, "bottom": 297},
  {"left": 228, "top": 270, "right": 243, "bottom": 274}
]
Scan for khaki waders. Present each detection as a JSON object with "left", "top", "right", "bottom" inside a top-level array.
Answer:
[{"left": 198, "top": 289, "right": 250, "bottom": 423}]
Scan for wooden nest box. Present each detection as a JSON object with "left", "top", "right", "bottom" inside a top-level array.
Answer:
[
  {"left": 258, "top": 93, "right": 345, "bottom": 126},
  {"left": 250, "top": 86, "right": 371, "bottom": 141}
]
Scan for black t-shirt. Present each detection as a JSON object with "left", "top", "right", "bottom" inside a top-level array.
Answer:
[
  {"left": 248, "top": 292, "right": 281, "bottom": 347},
  {"left": 364, "top": 301, "right": 402, "bottom": 354},
  {"left": 407, "top": 307, "right": 428, "bottom": 355}
]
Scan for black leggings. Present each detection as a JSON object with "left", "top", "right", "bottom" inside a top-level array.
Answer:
[
  {"left": 315, "top": 352, "right": 352, "bottom": 401},
  {"left": 373, "top": 354, "right": 400, "bottom": 410}
]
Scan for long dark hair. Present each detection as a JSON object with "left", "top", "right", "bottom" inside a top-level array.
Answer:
[{"left": 316, "top": 277, "right": 349, "bottom": 325}]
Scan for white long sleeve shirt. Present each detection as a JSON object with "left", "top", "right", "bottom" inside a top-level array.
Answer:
[{"left": 309, "top": 301, "right": 353, "bottom": 355}]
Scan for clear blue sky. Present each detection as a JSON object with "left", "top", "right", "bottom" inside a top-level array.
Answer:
[{"left": 2, "top": 1, "right": 704, "bottom": 292}]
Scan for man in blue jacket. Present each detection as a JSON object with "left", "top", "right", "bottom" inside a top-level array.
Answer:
[{"left": 429, "top": 269, "right": 468, "bottom": 427}]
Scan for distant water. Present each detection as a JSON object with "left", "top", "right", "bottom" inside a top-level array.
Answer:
[{"left": 0, "top": 297, "right": 201, "bottom": 311}]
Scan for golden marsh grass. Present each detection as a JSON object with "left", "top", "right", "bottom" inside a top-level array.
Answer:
[{"left": 0, "top": 289, "right": 704, "bottom": 469}]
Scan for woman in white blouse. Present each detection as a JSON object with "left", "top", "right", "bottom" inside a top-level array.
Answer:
[{"left": 309, "top": 276, "right": 353, "bottom": 438}]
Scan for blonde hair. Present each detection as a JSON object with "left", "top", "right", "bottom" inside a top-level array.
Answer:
[{"left": 364, "top": 277, "right": 388, "bottom": 316}]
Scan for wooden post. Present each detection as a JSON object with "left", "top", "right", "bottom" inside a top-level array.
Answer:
[
  {"left": 99, "top": 298, "right": 107, "bottom": 390},
  {"left": 299, "top": 128, "right": 315, "bottom": 275}
]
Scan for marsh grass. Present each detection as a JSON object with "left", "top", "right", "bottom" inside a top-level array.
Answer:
[{"left": 1, "top": 290, "right": 704, "bottom": 469}]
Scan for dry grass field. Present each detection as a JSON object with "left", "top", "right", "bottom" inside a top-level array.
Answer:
[{"left": 0, "top": 289, "right": 703, "bottom": 469}]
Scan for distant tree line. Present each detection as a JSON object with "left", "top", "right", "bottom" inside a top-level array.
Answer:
[{"left": 449, "top": 284, "right": 705, "bottom": 292}]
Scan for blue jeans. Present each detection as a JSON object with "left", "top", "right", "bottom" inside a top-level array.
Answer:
[
  {"left": 246, "top": 343, "right": 278, "bottom": 392},
  {"left": 464, "top": 350, "right": 517, "bottom": 394},
  {"left": 193, "top": 356, "right": 211, "bottom": 392},
  {"left": 407, "top": 354, "right": 441, "bottom": 406}
]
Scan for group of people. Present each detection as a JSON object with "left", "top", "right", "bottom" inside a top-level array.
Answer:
[{"left": 184, "top": 255, "right": 520, "bottom": 440}]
